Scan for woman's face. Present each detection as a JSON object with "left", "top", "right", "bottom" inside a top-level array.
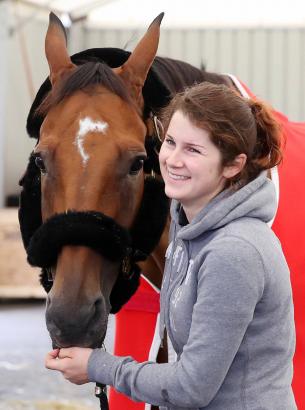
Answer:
[{"left": 159, "top": 110, "right": 228, "bottom": 220}]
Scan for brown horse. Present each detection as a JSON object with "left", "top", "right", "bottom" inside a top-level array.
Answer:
[{"left": 20, "top": 12, "right": 232, "bottom": 350}]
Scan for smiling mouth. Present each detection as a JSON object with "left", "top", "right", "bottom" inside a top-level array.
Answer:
[{"left": 168, "top": 170, "right": 190, "bottom": 180}]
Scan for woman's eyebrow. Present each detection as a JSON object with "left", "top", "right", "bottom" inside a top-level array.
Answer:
[
  {"left": 167, "top": 134, "right": 207, "bottom": 149},
  {"left": 185, "top": 142, "right": 207, "bottom": 149},
  {"left": 165, "top": 133, "right": 177, "bottom": 142}
]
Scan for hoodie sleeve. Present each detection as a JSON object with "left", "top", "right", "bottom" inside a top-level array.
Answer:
[{"left": 88, "top": 237, "right": 265, "bottom": 408}]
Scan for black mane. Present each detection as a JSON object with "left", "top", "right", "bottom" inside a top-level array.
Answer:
[{"left": 36, "top": 61, "right": 131, "bottom": 116}]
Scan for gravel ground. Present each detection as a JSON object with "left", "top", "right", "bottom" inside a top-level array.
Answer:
[{"left": 0, "top": 300, "right": 115, "bottom": 410}]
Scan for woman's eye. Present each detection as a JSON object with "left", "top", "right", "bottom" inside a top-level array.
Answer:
[
  {"left": 165, "top": 138, "right": 174, "bottom": 145},
  {"left": 188, "top": 147, "right": 201, "bottom": 154},
  {"left": 129, "top": 156, "right": 146, "bottom": 175},
  {"left": 34, "top": 156, "right": 47, "bottom": 175}
]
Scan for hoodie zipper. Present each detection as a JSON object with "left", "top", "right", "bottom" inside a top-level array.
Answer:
[
  {"left": 160, "top": 223, "right": 178, "bottom": 346},
  {"left": 163, "top": 239, "right": 188, "bottom": 353}
]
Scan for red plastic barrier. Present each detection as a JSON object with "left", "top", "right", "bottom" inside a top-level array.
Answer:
[{"left": 110, "top": 276, "right": 160, "bottom": 410}]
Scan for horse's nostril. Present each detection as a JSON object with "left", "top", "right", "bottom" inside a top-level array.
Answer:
[{"left": 93, "top": 297, "right": 104, "bottom": 316}]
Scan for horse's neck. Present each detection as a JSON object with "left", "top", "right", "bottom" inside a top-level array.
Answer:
[
  {"left": 138, "top": 217, "right": 170, "bottom": 289},
  {"left": 153, "top": 56, "right": 206, "bottom": 94},
  {"left": 153, "top": 57, "right": 234, "bottom": 96}
]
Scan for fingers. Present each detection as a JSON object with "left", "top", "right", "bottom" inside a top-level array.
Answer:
[
  {"left": 44, "top": 347, "right": 91, "bottom": 385},
  {"left": 45, "top": 348, "right": 65, "bottom": 370},
  {"left": 45, "top": 348, "right": 76, "bottom": 369},
  {"left": 48, "top": 348, "right": 60, "bottom": 358},
  {"left": 58, "top": 348, "right": 73, "bottom": 358},
  {"left": 45, "top": 348, "right": 60, "bottom": 364},
  {"left": 45, "top": 355, "right": 60, "bottom": 370}
]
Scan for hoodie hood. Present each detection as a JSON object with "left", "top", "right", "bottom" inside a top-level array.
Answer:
[{"left": 171, "top": 172, "right": 277, "bottom": 241}]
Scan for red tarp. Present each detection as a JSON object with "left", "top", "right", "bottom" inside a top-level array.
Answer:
[
  {"left": 271, "top": 112, "right": 305, "bottom": 410},
  {"left": 241, "top": 81, "right": 305, "bottom": 409}
]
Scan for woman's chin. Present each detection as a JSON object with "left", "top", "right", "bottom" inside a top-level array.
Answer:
[{"left": 164, "top": 186, "right": 184, "bottom": 201}]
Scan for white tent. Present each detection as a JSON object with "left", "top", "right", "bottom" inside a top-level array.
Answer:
[
  {"left": 9, "top": 0, "right": 305, "bottom": 28},
  {"left": 87, "top": 0, "right": 305, "bottom": 28}
]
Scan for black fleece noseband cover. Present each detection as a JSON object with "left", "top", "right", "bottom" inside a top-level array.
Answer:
[{"left": 27, "top": 211, "right": 131, "bottom": 268}]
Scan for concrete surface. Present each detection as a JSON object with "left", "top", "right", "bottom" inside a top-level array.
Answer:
[{"left": 0, "top": 300, "right": 115, "bottom": 410}]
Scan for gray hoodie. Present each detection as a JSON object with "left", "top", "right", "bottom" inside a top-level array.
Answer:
[{"left": 88, "top": 173, "right": 296, "bottom": 410}]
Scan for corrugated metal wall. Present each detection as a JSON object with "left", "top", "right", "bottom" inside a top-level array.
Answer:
[
  {"left": 3, "top": 21, "right": 305, "bottom": 199},
  {"left": 3, "top": 18, "right": 48, "bottom": 202},
  {"left": 81, "top": 27, "right": 305, "bottom": 122}
]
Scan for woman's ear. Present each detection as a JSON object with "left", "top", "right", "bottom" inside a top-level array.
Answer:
[{"left": 223, "top": 153, "right": 247, "bottom": 179}]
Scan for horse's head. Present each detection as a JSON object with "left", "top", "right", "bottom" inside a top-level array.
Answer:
[{"left": 33, "top": 13, "right": 163, "bottom": 348}]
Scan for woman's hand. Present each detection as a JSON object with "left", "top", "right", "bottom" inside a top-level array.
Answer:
[{"left": 45, "top": 347, "right": 93, "bottom": 385}]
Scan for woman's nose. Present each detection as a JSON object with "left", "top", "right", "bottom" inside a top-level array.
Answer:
[{"left": 166, "top": 148, "right": 184, "bottom": 167}]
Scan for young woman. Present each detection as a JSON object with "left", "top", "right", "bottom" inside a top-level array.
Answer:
[{"left": 45, "top": 83, "right": 296, "bottom": 409}]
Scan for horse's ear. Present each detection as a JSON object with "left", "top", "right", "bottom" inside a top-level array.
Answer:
[
  {"left": 45, "top": 12, "right": 75, "bottom": 86},
  {"left": 114, "top": 13, "right": 164, "bottom": 107}
]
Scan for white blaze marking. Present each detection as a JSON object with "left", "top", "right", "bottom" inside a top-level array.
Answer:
[{"left": 75, "top": 117, "right": 108, "bottom": 165}]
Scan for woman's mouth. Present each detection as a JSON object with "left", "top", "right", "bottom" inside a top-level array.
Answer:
[{"left": 168, "top": 170, "right": 190, "bottom": 181}]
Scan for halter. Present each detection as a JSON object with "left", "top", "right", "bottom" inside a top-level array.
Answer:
[
  {"left": 22, "top": 46, "right": 172, "bottom": 410},
  {"left": 18, "top": 114, "right": 167, "bottom": 410}
]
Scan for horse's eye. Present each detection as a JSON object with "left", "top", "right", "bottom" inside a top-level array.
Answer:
[
  {"left": 34, "top": 156, "right": 47, "bottom": 175},
  {"left": 129, "top": 156, "right": 146, "bottom": 175}
]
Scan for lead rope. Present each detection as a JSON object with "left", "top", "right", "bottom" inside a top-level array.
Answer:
[
  {"left": 95, "top": 382, "right": 109, "bottom": 410},
  {"left": 94, "top": 343, "right": 109, "bottom": 410}
]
